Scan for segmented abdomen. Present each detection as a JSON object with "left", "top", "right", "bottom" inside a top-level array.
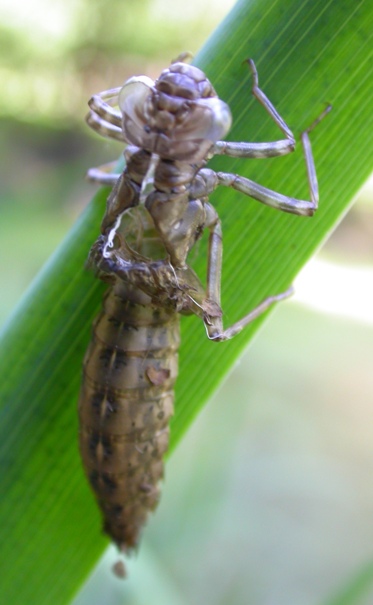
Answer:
[{"left": 79, "top": 279, "right": 180, "bottom": 550}]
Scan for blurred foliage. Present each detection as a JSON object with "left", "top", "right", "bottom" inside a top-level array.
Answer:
[{"left": 0, "top": 0, "right": 234, "bottom": 123}]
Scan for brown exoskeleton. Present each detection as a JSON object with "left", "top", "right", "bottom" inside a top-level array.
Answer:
[{"left": 79, "top": 56, "right": 330, "bottom": 574}]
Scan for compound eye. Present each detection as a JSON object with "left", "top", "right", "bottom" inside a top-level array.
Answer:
[
  {"left": 118, "top": 76, "right": 155, "bottom": 121},
  {"left": 200, "top": 98, "right": 232, "bottom": 141}
]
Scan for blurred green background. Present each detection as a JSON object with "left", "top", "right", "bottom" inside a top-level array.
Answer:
[{"left": 1, "top": 0, "right": 373, "bottom": 604}]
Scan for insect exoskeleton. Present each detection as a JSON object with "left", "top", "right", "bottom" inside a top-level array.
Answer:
[
  {"left": 79, "top": 275, "right": 180, "bottom": 550},
  {"left": 81, "top": 54, "right": 330, "bottom": 571}
]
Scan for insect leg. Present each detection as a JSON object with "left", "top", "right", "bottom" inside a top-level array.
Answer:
[
  {"left": 171, "top": 51, "right": 193, "bottom": 64},
  {"left": 213, "top": 59, "right": 295, "bottom": 159},
  {"left": 206, "top": 285, "right": 293, "bottom": 341},
  {"left": 87, "top": 161, "right": 121, "bottom": 186},
  {"left": 202, "top": 203, "right": 293, "bottom": 341},
  {"left": 86, "top": 110, "right": 125, "bottom": 142},
  {"left": 216, "top": 170, "right": 317, "bottom": 216},
  {"left": 88, "top": 87, "right": 122, "bottom": 127},
  {"left": 215, "top": 103, "right": 331, "bottom": 217},
  {"left": 86, "top": 87, "right": 124, "bottom": 142}
]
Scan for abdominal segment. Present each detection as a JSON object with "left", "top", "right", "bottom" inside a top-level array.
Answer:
[{"left": 79, "top": 281, "right": 180, "bottom": 550}]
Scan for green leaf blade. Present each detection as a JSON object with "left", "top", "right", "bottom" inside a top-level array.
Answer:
[{"left": 1, "top": 0, "right": 372, "bottom": 602}]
